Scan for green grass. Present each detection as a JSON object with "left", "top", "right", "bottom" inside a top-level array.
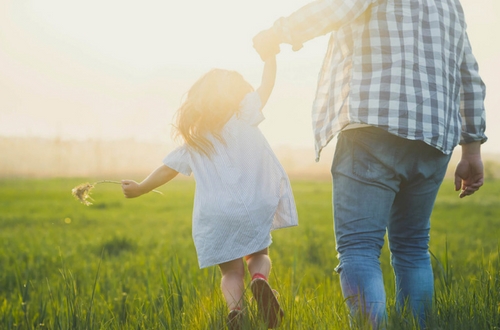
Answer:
[{"left": 0, "top": 178, "right": 499, "bottom": 329}]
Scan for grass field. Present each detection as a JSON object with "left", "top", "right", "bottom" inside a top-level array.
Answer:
[{"left": 0, "top": 178, "right": 499, "bottom": 329}]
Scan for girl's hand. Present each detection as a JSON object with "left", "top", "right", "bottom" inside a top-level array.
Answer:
[
  {"left": 253, "top": 28, "right": 281, "bottom": 61},
  {"left": 121, "top": 180, "right": 144, "bottom": 198},
  {"left": 121, "top": 165, "right": 178, "bottom": 199}
]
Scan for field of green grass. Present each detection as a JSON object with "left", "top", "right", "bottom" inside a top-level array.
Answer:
[{"left": 0, "top": 178, "right": 499, "bottom": 329}]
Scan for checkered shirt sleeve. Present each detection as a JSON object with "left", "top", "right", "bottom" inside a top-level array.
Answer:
[
  {"left": 459, "top": 32, "right": 487, "bottom": 145},
  {"left": 273, "top": 0, "right": 487, "bottom": 161}
]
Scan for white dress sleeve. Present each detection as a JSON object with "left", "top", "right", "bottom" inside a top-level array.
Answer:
[
  {"left": 239, "top": 92, "right": 264, "bottom": 126},
  {"left": 162, "top": 145, "right": 192, "bottom": 176}
]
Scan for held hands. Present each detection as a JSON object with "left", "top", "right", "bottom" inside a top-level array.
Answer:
[
  {"left": 121, "top": 180, "right": 144, "bottom": 198},
  {"left": 253, "top": 28, "right": 281, "bottom": 61}
]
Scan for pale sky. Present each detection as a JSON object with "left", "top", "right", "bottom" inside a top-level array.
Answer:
[{"left": 1, "top": 0, "right": 499, "bottom": 155}]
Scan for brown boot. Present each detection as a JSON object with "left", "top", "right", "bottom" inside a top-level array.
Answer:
[
  {"left": 227, "top": 309, "right": 243, "bottom": 330},
  {"left": 250, "top": 278, "right": 284, "bottom": 328}
]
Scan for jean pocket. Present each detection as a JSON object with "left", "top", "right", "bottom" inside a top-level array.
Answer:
[
  {"left": 352, "top": 148, "right": 396, "bottom": 183},
  {"left": 334, "top": 128, "right": 398, "bottom": 185}
]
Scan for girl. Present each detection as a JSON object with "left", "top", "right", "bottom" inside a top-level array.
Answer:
[{"left": 121, "top": 56, "right": 298, "bottom": 329}]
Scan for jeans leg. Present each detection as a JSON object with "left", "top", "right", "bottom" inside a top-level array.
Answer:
[
  {"left": 332, "top": 129, "right": 401, "bottom": 327},
  {"left": 334, "top": 174, "right": 391, "bottom": 327},
  {"left": 388, "top": 143, "right": 451, "bottom": 327},
  {"left": 389, "top": 191, "right": 434, "bottom": 326}
]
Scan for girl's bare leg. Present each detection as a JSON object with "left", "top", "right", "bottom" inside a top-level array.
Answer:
[
  {"left": 245, "top": 247, "right": 271, "bottom": 279},
  {"left": 219, "top": 258, "right": 246, "bottom": 311}
]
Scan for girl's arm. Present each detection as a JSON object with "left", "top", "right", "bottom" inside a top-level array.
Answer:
[
  {"left": 121, "top": 165, "right": 178, "bottom": 198},
  {"left": 256, "top": 56, "right": 277, "bottom": 110}
]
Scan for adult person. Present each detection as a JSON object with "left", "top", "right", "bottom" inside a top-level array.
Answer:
[{"left": 253, "top": 0, "right": 487, "bottom": 328}]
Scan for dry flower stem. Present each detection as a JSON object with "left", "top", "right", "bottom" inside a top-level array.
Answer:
[{"left": 71, "top": 180, "right": 162, "bottom": 206}]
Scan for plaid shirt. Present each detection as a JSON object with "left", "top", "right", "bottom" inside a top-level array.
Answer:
[{"left": 273, "top": 0, "right": 487, "bottom": 161}]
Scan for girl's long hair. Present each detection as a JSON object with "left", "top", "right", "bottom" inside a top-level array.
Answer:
[{"left": 174, "top": 69, "right": 253, "bottom": 156}]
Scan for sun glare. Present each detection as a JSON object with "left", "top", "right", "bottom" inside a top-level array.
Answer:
[
  {"left": 25, "top": 1, "right": 186, "bottom": 69},
  {"left": 1, "top": 0, "right": 498, "bottom": 155}
]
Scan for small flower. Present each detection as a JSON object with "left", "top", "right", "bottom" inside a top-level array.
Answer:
[
  {"left": 71, "top": 182, "right": 95, "bottom": 206},
  {"left": 71, "top": 180, "right": 162, "bottom": 206}
]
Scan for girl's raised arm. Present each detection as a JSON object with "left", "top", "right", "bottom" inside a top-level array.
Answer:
[{"left": 256, "top": 56, "right": 277, "bottom": 110}]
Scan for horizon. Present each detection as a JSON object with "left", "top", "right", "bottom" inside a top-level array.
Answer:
[{"left": 2, "top": 135, "right": 500, "bottom": 181}]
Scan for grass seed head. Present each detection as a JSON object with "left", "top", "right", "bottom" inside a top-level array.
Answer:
[{"left": 71, "top": 182, "right": 95, "bottom": 206}]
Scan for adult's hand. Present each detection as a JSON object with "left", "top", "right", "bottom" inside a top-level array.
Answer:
[
  {"left": 253, "top": 28, "right": 281, "bottom": 61},
  {"left": 454, "top": 142, "right": 484, "bottom": 198}
]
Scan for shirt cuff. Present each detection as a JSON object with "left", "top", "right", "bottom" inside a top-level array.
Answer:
[{"left": 273, "top": 17, "right": 304, "bottom": 51}]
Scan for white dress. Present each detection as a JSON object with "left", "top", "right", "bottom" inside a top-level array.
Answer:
[{"left": 163, "top": 92, "right": 298, "bottom": 268}]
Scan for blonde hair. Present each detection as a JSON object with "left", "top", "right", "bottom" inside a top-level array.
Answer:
[{"left": 174, "top": 69, "right": 253, "bottom": 156}]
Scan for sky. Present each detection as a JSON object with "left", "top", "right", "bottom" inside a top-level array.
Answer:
[{"left": 1, "top": 0, "right": 499, "bottom": 155}]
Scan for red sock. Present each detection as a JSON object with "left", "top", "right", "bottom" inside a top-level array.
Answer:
[{"left": 252, "top": 273, "right": 267, "bottom": 281}]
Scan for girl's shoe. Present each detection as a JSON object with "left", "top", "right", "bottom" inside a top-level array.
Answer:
[
  {"left": 250, "top": 278, "right": 284, "bottom": 328},
  {"left": 227, "top": 309, "right": 243, "bottom": 330}
]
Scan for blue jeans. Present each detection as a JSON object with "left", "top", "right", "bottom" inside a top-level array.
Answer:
[{"left": 331, "top": 127, "right": 451, "bottom": 328}]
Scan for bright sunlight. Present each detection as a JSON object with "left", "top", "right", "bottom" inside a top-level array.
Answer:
[{"left": 0, "top": 0, "right": 498, "bottom": 154}]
